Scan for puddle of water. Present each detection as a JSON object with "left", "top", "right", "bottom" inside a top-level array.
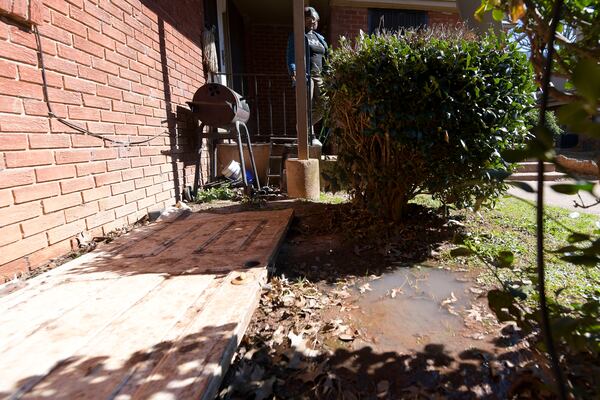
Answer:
[{"left": 350, "top": 267, "right": 485, "bottom": 354}]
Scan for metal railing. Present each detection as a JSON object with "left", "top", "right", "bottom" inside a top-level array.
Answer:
[{"left": 211, "top": 72, "right": 296, "bottom": 141}]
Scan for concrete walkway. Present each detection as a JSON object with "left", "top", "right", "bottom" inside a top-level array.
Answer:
[{"left": 507, "top": 180, "right": 600, "bottom": 215}]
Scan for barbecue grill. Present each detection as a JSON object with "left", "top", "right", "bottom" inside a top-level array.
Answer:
[
  {"left": 187, "top": 83, "right": 260, "bottom": 194},
  {"left": 188, "top": 83, "right": 250, "bottom": 127}
]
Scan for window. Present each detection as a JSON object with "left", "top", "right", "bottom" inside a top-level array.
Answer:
[{"left": 368, "top": 9, "right": 428, "bottom": 34}]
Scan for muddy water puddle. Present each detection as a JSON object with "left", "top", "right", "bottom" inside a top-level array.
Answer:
[{"left": 348, "top": 267, "right": 495, "bottom": 355}]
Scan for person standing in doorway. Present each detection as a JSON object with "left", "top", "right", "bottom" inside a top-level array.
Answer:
[{"left": 286, "top": 6, "right": 328, "bottom": 146}]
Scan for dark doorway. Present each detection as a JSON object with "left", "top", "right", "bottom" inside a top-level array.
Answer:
[{"left": 227, "top": 0, "right": 246, "bottom": 93}]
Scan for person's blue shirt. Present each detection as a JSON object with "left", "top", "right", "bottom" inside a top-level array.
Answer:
[{"left": 286, "top": 31, "right": 328, "bottom": 80}]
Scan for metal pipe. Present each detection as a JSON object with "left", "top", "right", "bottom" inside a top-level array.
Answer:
[
  {"left": 283, "top": 88, "right": 287, "bottom": 137},
  {"left": 212, "top": 72, "right": 288, "bottom": 77},
  {"left": 235, "top": 121, "right": 248, "bottom": 188},
  {"left": 254, "top": 76, "right": 260, "bottom": 135},
  {"left": 268, "top": 79, "right": 273, "bottom": 137},
  {"left": 241, "top": 122, "right": 260, "bottom": 189},
  {"left": 193, "top": 122, "right": 205, "bottom": 195}
]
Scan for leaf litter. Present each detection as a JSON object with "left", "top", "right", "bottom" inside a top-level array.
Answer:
[{"left": 215, "top": 201, "right": 550, "bottom": 399}]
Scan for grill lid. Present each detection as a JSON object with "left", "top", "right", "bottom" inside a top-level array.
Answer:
[{"left": 187, "top": 83, "right": 250, "bottom": 127}]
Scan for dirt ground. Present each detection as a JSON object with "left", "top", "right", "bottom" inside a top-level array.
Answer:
[
  {"left": 0, "top": 198, "right": 551, "bottom": 399},
  {"left": 0, "top": 196, "right": 580, "bottom": 400},
  {"left": 210, "top": 200, "right": 551, "bottom": 400}
]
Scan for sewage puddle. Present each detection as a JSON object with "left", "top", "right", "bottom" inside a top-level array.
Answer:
[{"left": 348, "top": 267, "right": 495, "bottom": 355}]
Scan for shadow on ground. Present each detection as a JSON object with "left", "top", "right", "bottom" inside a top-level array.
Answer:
[
  {"left": 0, "top": 325, "right": 238, "bottom": 399},
  {"left": 218, "top": 200, "right": 552, "bottom": 399},
  {"left": 274, "top": 200, "right": 459, "bottom": 282},
  {"left": 219, "top": 329, "right": 541, "bottom": 399}
]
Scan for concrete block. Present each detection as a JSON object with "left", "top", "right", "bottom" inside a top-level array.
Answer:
[{"left": 285, "top": 158, "right": 320, "bottom": 200}]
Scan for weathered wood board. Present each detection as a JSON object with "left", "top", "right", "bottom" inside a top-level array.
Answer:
[{"left": 0, "top": 208, "right": 294, "bottom": 400}]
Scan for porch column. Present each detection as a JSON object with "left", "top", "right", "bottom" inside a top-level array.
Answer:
[
  {"left": 285, "top": 0, "right": 319, "bottom": 200},
  {"left": 293, "top": 0, "right": 308, "bottom": 160}
]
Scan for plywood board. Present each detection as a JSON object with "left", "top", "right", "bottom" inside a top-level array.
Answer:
[{"left": 0, "top": 208, "right": 293, "bottom": 400}]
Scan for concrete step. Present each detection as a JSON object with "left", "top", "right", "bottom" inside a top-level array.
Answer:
[
  {"left": 515, "top": 161, "right": 555, "bottom": 173},
  {"left": 507, "top": 171, "right": 567, "bottom": 181}
]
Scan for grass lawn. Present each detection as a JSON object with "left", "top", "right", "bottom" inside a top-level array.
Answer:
[
  {"left": 307, "top": 191, "right": 599, "bottom": 303},
  {"left": 435, "top": 195, "right": 600, "bottom": 304}
]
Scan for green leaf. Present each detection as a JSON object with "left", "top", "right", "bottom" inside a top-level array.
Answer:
[
  {"left": 502, "top": 148, "right": 529, "bottom": 163},
  {"left": 558, "top": 101, "right": 600, "bottom": 137},
  {"left": 488, "top": 289, "right": 521, "bottom": 322},
  {"left": 507, "top": 181, "right": 535, "bottom": 192},
  {"left": 572, "top": 59, "right": 600, "bottom": 105},
  {"left": 551, "top": 181, "right": 595, "bottom": 195},
  {"left": 486, "top": 168, "right": 511, "bottom": 180},
  {"left": 450, "top": 247, "right": 474, "bottom": 257},
  {"left": 497, "top": 250, "right": 515, "bottom": 268},
  {"left": 474, "top": 0, "right": 491, "bottom": 22},
  {"left": 532, "top": 125, "right": 553, "bottom": 148},
  {"left": 503, "top": 139, "right": 553, "bottom": 163},
  {"left": 558, "top": 101, "right": 591, "bottom": 126},
  {"left": 492, "top": 9, "right": 504, "bottom": 21}
]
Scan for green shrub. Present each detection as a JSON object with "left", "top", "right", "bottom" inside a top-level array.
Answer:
[
  {"left": 324, "top": 27, "right": 536, "bottom": 221},
  {"left": 524, "top": 110, "right": 564, "bottom": 143}
]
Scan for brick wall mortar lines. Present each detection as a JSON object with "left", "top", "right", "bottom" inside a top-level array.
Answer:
[
  {"left": 330, "top": 6, "right": 368, "bottom": 48},
  {"left": 243, "top": 23, "right": 299, "bottom": 137},
  {"left": 428, "top": 11, "right": 461, "bottom": 25},
  {"left": 0, "top": 0, "right": 207, "bottom": 278}
]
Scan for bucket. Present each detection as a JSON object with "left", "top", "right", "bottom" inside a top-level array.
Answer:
[
  {"left": 245, "top": 170, "right": 254, "bottom": 185},
  {"left": 222, "top": 160, "right": 241, "bottom": 180}
]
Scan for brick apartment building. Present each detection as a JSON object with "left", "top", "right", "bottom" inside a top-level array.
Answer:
[
  {"left": 225, "top": 0, "right": 461, "bottom": 142},
  {"left": 0, "top": 0, "right": 462, "bottom": 279}
]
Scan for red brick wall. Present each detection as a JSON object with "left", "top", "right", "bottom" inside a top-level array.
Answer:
[
  {"left": 329, "top": 7, "right": 461, "bottom": 46},
  {"left": 0, "top": 0, "right": 43, "bottom": 25},
  {"left": 329, "top": 6, "right": 368, "bottom": 48},
  {"left": 0, "top": 0, "right": 206, "bottom": 279},
  {"left": 428, "top": 11, "right": 461, "bottom": 26}
]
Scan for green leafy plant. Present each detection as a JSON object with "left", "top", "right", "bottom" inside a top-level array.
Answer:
[
  {"left": 457, "top": 1, "right": 600, "bottom": 397},
  {"left": 324, "top": 25, "right": 535, "bottom": 221},
  {"left": 524, "top": 110, "right": 564, "bottom": 143},
  {"left": 477, "top": 0, "right": 599, "bottom": 105},
  {"left": 477, "top": 0, "right": 600, "bottom": 137},
  {"left": 195, "top": 184, "right": 235, "bottom": 203},
  {"left": 453, "top": 229, "right": 600, "bottom": 399}
]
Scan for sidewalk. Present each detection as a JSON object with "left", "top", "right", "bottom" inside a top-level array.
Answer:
[{"left": 507, "top": 180, "right": 600, "bottom": 215}]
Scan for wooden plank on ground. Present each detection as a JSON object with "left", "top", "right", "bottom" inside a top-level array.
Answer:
[
  {"left": 22, "top": 274, "right": 219, "bottom": 399},
  {"left": 0, "top": 279, "right": 117, "bottom": 353},
  {"left": 0, "top": 217, "right": 182, "bottom": 310},
  {"left": 129, "top": 268, "right": 267, "bottom": 400},
  {"left": 0, "top": 208, "right": 294, "bottom": 400},
  {"left": 0, "top": 274, "right": 166, "bottom": 396}
]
